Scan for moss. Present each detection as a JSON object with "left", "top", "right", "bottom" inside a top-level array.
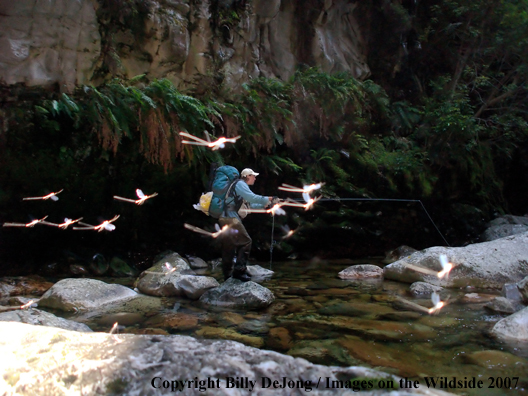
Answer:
[{"left": 106, "top": 377, "right": 129, "bottom": 394}]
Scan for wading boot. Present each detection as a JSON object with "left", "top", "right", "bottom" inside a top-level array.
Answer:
[{"left": 232, "top": 270, "right": 251, "bottom": 282}]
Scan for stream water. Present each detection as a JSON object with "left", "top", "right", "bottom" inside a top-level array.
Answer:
[{"left": 66, "top": 258, "right": 527, "bottom": 396}]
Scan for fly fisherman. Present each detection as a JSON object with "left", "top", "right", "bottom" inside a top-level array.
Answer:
[{"left": 219, "top": 168, "right": 279, "bottom": 282}]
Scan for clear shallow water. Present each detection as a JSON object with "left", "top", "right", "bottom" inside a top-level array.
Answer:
[{"left": 74, "top": 259, "right": 528, "bottom": 395}]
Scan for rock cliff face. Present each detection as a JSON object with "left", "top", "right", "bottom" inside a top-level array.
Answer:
[{"left": 0, "top": 0, "right": 371, "bottom": 91}]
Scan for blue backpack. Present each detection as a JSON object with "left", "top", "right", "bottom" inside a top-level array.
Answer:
[{"left": 208, "top": 165, "right": 241, "bottom": 218}]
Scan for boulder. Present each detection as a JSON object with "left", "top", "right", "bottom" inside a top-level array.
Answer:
[
  {"left": 382, "top": 245, "right": 418, "bottom": 264},
  {"left": 338, "top": 264, "right": 383, "bottom": 279},
  {"left": 0, "top": 308, "right": 91, "bottom": 332},
  {"left": 484, "top": 297, "right": 517, "bottom": 315},
  {"left": 246, "top": 264, "right": 274, "bottom": 279},
  {"left": 482, "top": 215, "right": 528, "bottom": 241},
  {"left": 136, "top": 253, "right": 218, "bottom": 299},
  {"left": 502, "top": 283, "right": 524, "bottom": 303},
  {"left": 0, "top": 321, "right": 454, "bottom": 395},
  {"left": 384, "top": 232, "right": 528, "bottom": 288},
  {"left": 186, "top": 255, "right": 208, "bottom": 269},
  {"left": 199, "top": 278, "right": 274, "bottom": 310},
  {"left": 38, "top": 278, "right": 137, "bottom": 312},
  {"left": 491, "top": 306, "right": 528, "bottom": 341}
]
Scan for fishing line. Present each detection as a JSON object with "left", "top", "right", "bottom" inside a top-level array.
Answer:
[
  {"left": 319, "top": 198, "right": 449, "bottom": 247},
  {"left": 278, "top": 197, "right": 451, "bottom": 248},
  {"left": 270, "top": 214, "right": 275, "bottom": 269}
]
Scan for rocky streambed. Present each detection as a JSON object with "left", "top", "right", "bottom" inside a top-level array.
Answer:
[{"left": 1, "top": 230, "right": 528, "bottom": 395}]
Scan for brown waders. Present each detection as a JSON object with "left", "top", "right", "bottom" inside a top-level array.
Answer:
[{"left": 218, "top": 217, "right": 251, "bottom": 281}]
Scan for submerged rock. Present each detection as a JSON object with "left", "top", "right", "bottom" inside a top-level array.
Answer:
[
  {"left": 409, "top": 282, "right": 443, "bottom": 297},
  {"left": 199, "top": 278, "right": 274, "bottom": 310},
  {"left": 384, "top": 232, "right": 528, "bottom": 288},
  {"left": 338, "top": 264, "right": 383, "bottom": 279},
  {"left": 463, "top": 350, "right": 528, "bottom": 369},
  {"left": 0, "top": 276, "right": 54, "bottom": 298},
  {"left": 38, "top": 278, "right": 137, "bottom": 312},
  {"left": 0, "top": 308, "right": 91, "bottom": 332}
]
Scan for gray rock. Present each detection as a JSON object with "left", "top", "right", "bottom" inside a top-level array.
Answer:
[
  {"left": 491, "top": 306, "right": 528, "bottom": 341},
  {"left": 384, "top": 232, "right": 528, "bottom": 288},
  {"left": 38, "top": 278, "right": 137, "bottom": 312},
  {"left": 186, "top": 255, "right": 208, "bottom": 269},
  {"left": 0, "top": 308, "right": 92, "bottom": 332},
  {"left": 246, "top": 264, "right": 274, "bottom": 279},
  {"left": 338, "top": 264, "right": 383, "bottom": 279},
  {"left": 482, "top": 215, "right": 528, "bottom": 241},
  {"left": 174, "top": 275, "right": 220, "bottom": 300},
  {"left": 502, "top": 283, "right": 524, "bottom": 303},
  {"left": 383, "top": 245, "right": 418, "bottom": 264},
  {"left": 0, "top": 321, "right": 454, "bottom": 395},
  {"left": 518, "top": 276, "right": 528, "bottom": 303},
  {"left": 484, "top": 297, "right": 517, "bottom": 315},
  {"left": 409, "top": 282, "right": 443, "bottom": 297},
  {"left": 199, "top": 278, "right": 274, "bottom": 310},
  {"left": 136, "top": 253, "right": 217, "bottom": 298}
]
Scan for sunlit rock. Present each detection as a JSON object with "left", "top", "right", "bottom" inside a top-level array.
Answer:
[
  {"left": 384, "top": 232, "right": 528, "bottom": 288},
  {"left": 0, "top": 0, "right": 100, "bottom": 90},
  {"left": 338, "top": 264, "right": 383, "bottom": 279},
  {"left": 491, "top": 306, "right": 528, "bottom": 341},
  {"left": 38, "top": 278, "right": 137, "bottom": 312},
  {"left": 199, "top": 277, "right": 274, "bottom": 310},
  {"left": 0, "top": 308, "right": 91, "bottom": 332},
  {"left": 2, "top": 321, "right": 444, "bottom": 395}
]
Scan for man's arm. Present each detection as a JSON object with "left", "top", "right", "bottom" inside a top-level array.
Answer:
[{"left": 235, "top": 181, "right": 271, "bottom": 209}]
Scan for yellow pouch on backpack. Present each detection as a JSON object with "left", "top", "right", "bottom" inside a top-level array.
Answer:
[{"left": 193, "top": 191, "right": 213, "bottom": 215}]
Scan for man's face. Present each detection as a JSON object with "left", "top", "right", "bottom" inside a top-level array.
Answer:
[{"left": 246, "top": 174, "right": 256, "bottom": 185}]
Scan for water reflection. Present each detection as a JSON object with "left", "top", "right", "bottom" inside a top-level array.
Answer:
[{"left": 78, "top": 259, "right": 527, "bottom": 395}]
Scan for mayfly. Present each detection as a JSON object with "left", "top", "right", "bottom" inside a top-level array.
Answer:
[
  {"left": 3, "top": 216, "right": 49, "bottom": 228},
  {"left": 114, "top": 189, "right": 158, "bottom": 205},
  {"left": 73, "top": 215, "right": 120, "bottom": 232},
  {"left": 23, "top": 189, "right": 63, "bottom": 201},
  {"left": 179, "top": 131, "right": 241, "bottom": 151},
  {"left": 184, "top": 223, "right": 233, "bottom": 238}
]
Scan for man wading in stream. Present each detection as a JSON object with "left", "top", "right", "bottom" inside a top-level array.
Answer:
[{"left": 219, "top": 168, "right": 278, "bottom": 282}]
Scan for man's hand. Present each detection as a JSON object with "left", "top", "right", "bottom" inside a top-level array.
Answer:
[{"left": 271, "top": 196, "right": 281, "bottom": 205}]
